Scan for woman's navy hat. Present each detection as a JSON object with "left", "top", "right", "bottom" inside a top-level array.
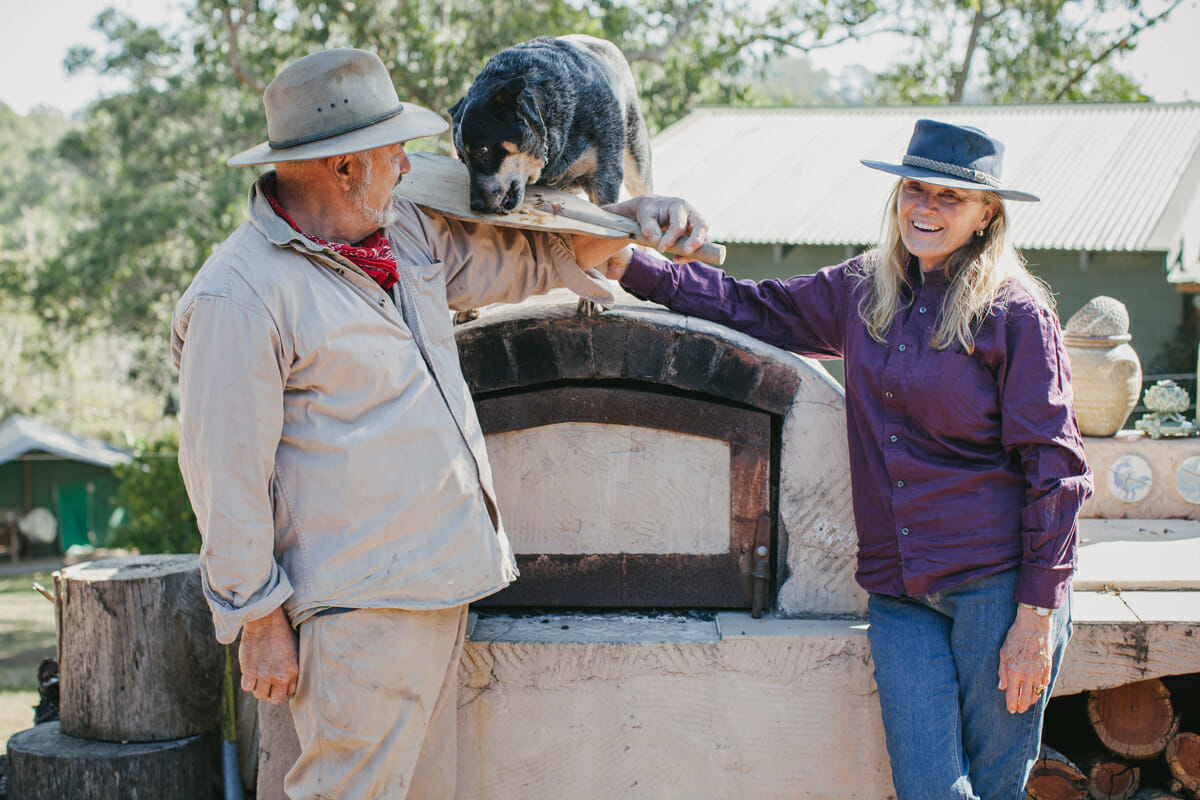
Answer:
[{"left": 861, "top": 119, "right": 1039, "bottom": 202}]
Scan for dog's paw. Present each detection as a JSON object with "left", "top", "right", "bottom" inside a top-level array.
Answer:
[
  {"left": 453, "top": 308, "right": 481, "bottom": 325},
  {"left": 576, "top": 297, "right": 606, "bottom": 316},
  {"left": 575, "top": 268, "right": 614, "bottom": 316}
]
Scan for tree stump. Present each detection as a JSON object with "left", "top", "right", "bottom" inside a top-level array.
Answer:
[
  {"left": 1087, "top": 679, "right": 1180, "bottom": 759},
  {"left": 1085, "top": 756, "right": 1140, "bottom": 800},
  {"left": 1027, "top": 744, "right": 1089, "bottom": 800},
  {"left": 1165, "top": 732, "right": 1200, "bottom": 796},
  {"left": 6, "top": 721, "right": 214, "bottom": 800},
  {"left": 54, "top": 554, "right": 222, "bottom": 742}
]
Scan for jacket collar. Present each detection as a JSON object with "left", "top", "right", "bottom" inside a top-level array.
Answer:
[{"left": 246, "top": 171, "right": 340, "bottom": 258}]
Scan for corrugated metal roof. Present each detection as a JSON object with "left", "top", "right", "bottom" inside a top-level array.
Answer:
[
  {"left": 650, "top": 104, "right": 1200, "bottom": 252},
  {"left": 0, "top": 415, "right": 131, "bottom": 468}
]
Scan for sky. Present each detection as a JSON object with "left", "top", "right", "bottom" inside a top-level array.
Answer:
[{"left": 1, "top": 0, "right": 1198, "bottom": 116}]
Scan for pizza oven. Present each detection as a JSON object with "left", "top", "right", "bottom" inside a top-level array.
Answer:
[{"left": 454, "top": 289, "right": 865, "bottom": 618}]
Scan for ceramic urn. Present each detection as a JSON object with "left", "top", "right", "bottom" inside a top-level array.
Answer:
[{"left": 1063, "top": 296, "right": 1142, "bottom": 437}]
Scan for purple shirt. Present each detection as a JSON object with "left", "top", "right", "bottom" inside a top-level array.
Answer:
[{"left": 621, "top": 250, "right": 1091, "bottom": 608}]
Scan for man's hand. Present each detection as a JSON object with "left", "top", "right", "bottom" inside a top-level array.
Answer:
[
  {"left": 997, "top": 604, "right": 1054, "bottom": 714},
  {"left": 239, "top": 606, "right": 299, "bottom": 705}
]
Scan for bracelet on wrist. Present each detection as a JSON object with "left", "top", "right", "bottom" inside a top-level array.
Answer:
[{"left": 1018, "top": 602, "right": 1052, "bottom": 616}]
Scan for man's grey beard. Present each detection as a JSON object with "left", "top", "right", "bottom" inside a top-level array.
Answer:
[{"left": 351, "top": 155, "right": 401, "bottom": 231}]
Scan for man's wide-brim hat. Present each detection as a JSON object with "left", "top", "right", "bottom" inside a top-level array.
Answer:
[
  {"left": 228, "top": 48, "right": 448, "bottom": 167},
  {"left": 861, "top": 119, "right": 1039, "bottom": 202}
]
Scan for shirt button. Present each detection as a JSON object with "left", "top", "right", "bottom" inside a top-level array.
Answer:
[
  {"left": 901, "top": 528, "right": 910, "bottom": 536},
  {"left": 885, "top": 391, "right": 894, "bottom": 399},
  {"left": 890, "top": 434, "right": 898, "bottom": 443},
  {"left": 897, "top": 480, "right": 905, "bottom": 488},
  {"left": 919, "top": 306, "right": 927, "bottom": 314},
  {"left": 898, "top": 344, "right": 907, "bottom": 352}
]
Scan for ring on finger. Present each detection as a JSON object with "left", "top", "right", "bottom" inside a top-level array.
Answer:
[{"left": 1033, "top": 684, "right": 1047, "bottom": 697}]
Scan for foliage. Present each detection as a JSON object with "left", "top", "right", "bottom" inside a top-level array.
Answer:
[
  {"left": 859, "top": 0, "right": 1179, "bottom": 104},
  {"left": 109, "top": 437, "right": 200, "bottom": 554},
  {"left": 1, "top": 0, "right": 1183, "bottom": 430},
  {"left": 1146, "top": 315, "right": 1200, "bottom": 377}
]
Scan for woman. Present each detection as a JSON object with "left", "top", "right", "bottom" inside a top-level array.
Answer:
[{"left": 607, "top": 119, "right": 1091, "bottom": 799}]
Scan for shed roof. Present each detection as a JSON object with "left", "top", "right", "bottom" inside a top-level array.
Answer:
[
  {"left": 650, "top": 104, "right": 1200, "bottom": 259},
  {"left": 0, "top": 415, "right": 132, "bottom": 468}
]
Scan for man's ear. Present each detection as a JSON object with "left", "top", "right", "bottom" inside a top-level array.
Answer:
[{"left": 328, "top": 153, "right": 358, "bottom": 191}]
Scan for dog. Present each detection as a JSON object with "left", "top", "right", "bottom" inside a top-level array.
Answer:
[
  {"left": 449, "top": 35, "right": 652, "bottom": 318},
  {"left": 449, "top": 35, "right": 652, "bottom": 214}
]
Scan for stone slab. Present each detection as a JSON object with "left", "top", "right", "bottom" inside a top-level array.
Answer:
[
  {"left": 488, "top": 422, "right": 732, "bottom": 555},
  {"left": 1075, "top": 518, "right": 1200, "bottom": 591}
]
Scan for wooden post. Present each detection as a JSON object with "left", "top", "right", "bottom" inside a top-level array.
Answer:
[
  {"left": 1087, "top": 679, "right": 1180, "bottom": 760},
  {"left": 1165, "top": 732, "right": 1200, "bottom": 796},
  {"left": 54, "top": 554, "right": 222, "bottom": 742},
  {"left": 6, "top": 722, "right": 214, "bottom": 800},
  {"left": 1027, "top": 744, "right": 1089, "bottom": 800}
]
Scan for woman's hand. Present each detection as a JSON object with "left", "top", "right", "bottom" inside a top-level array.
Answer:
[
  {"left": 603, "top": 195, "right": 709, "bottom": 259},
  {"left": 572, "top": 195, "right": 708, "bottom": 269},
  {"left": 997, "top": 605, "right": 1054, "bottom": 714}
]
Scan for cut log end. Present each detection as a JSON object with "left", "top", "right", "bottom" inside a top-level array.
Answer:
[
  {"left": 1087, "top": 679, "right": 1180, "bottom": 760},
  {"left": 1165, "top": 731, "right": 1200, "bottom": 794},
  {"left": 1086, "top": 757, "right": 1140, "bottom": 800},
  {"left": 1028, "top": 744, "right": 1089, "bottom": 800}
]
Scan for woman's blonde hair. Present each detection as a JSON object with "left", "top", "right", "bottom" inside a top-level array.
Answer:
[{"left": 853, "top": 180, "right": 1053, "bottom": 353}]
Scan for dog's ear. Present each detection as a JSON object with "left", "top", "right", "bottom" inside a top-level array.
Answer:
[
  {"left": 514, "top": 86, "right": 546, "bottom": 155},
  {"left": 490, "top": 76, "right": 528, "bottom": 109},
  {"left": 448, "top": 97, "right": 465, "bottom": 122}
]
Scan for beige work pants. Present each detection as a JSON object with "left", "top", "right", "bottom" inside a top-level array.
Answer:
[{"left": 284, "top": 605, "right": 468, "bottom": 800}]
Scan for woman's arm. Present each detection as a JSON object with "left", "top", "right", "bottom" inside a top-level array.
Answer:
[{"left": 608, "top": 247, "right": 850, "bottom": 360}]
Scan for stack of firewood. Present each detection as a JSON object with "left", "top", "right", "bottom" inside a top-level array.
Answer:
[{"left": 1027, "top": 676, "right": 1200, "bottom": 800}]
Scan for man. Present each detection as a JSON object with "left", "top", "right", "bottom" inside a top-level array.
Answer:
[{"left": 172, "top": 48, "right": 706, "bottom": 799}]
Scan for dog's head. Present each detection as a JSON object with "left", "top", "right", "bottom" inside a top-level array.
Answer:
[{"left": 450, "top": 76, "right": 547, "bottom": 213}]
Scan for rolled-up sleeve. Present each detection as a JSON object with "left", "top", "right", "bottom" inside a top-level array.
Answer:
[
  {"left": 415, "top": 210, "right": 613, "bottom": 309},
  {"left": 172, "top": 289, "right": 294, "bottom": 644},
  {"left": 998, "top": 301, "right": 1093, "bottom": 609}
]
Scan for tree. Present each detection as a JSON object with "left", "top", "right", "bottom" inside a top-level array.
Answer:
[
  {"left": 108, "top": 436, "right": 200, "bottom": 554},
  {"left": 32, "top": 0, "right": 855, "bottom": 368},
  {"left": 858, "top": 0, "right": 1181, "bottom": 103},
  {"left": 18, "top": 0, "right": 1183, "bottom": 402}
]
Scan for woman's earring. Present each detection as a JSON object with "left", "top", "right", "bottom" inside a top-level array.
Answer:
[{"left": 974, "top": 229, "right": 985, "bottom": 238}]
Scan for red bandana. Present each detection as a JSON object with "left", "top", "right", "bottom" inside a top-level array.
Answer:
[{"left": 263, "top": 177, "right": 399, "bottom": 291}]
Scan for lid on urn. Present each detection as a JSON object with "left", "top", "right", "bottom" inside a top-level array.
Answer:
[{"left": 1064, "top": 296, "right": 1131, "bottom": 343}]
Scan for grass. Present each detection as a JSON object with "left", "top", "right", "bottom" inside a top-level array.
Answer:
[{"left": 0, "top": 570, "right": 58, "bottom": 750}]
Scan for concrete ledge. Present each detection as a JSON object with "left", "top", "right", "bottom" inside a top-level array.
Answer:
[
  {"left": 1076, "top": 518, "right": 1200, "bottom": 591},
  {"left": 471, "top": 611, "right": 720, "bottom": 643}
]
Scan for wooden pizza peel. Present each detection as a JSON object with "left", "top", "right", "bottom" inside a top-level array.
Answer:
[{"left": 396, "top": 151, "right": 726, "bottom": 266}]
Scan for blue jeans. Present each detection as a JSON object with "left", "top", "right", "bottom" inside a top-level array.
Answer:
[{"left": 867, "top": 569, "right": 1071, "bottom": 800}]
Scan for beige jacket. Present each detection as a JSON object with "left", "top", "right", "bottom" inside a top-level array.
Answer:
[{"left": 173, "top": 174, "right": 593, "bottom": 644}]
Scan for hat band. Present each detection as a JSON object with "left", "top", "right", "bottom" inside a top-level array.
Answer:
[
  {"left": 269, "top": 104, "right": 405, "bottom": 150},
  {"left": 902, "top": 154, "right": 1001, "bottom": 189}
]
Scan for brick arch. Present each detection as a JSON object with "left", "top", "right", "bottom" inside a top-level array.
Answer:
[
  {"left": 455, "top": 295, "right": 866, "bottom": 617},
  {"left": 455, "top": 304, "right": 801, "bottom": 413}
]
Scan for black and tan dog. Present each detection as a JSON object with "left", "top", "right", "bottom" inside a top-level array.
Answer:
[{"left": 449, "top": 34, "right": 653, "bottom": 214}]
